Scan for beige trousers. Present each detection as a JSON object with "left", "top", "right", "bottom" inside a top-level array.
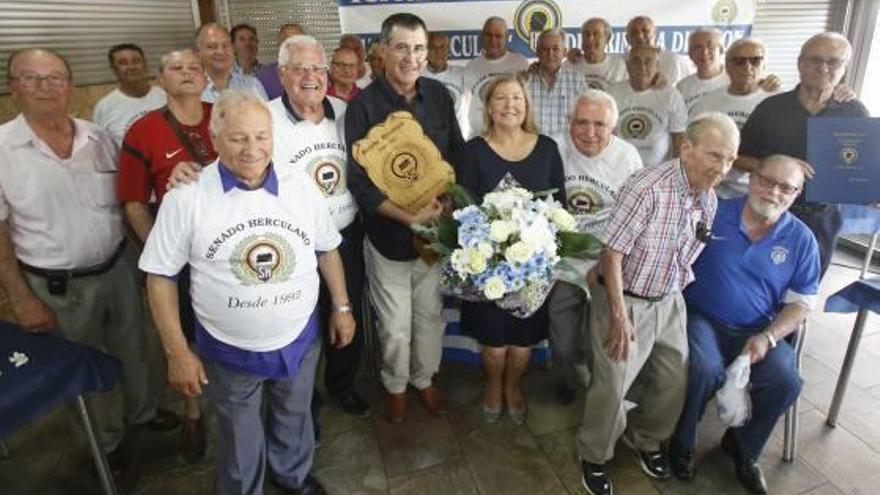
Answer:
[
  {"left": 576, "top": 284, "right": 688, "bottom": 463},
  {"left": 363, "top": 239, "right": 445, "bottom": 393}
]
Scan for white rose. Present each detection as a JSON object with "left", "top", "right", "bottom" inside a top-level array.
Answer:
[
  {"left": 489, "top": 220, "right": 512, "bottom": 243},
  {"left": 505, "top": 241, "right": 533, "bottom": 264},
  {"left": 450, "top": 249, "right": 467, "bottom": 274},
  {"left": 477, "top": 241, "right": 494, "bottom": 258},
  {"left": 482, "top": 276, "right": 506, "bottom": 300},
  {"left": 521, "top": 218, "right": 553, "bottom": 249},
  {"left": 466, "top": 248, "right": 488, "bottom": 274},
  {"left": 549, "top": 207, "right": 577, "bottom": 232}
]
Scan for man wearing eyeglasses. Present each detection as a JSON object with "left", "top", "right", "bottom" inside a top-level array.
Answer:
[
  {"left": 691, "top": 38, "right": 777, "bottom": 199},
  {"left": 0, "top": 48, "right": 164, "bottom": 474},
  {"left": 578, "top": 112, "right": 738, "bottom": 495},
  {"left": 739, "top": 32, "right": 869, "bottom": 277},
  {"left": 346, "top": 12, "right": 464, "bottom": 424},
  {"left": 327, "top": 47, "right": 362, "bottom": 102},
  {"left": 668, "top": 154, "right": 820, "bottom": 494}
]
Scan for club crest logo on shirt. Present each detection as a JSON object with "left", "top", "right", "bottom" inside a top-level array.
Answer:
[
  {"left": 567, "top": 187, "right": 602, "bottom": 214},
  {"left": 770, "top": 245, "right": 789, "bottom": 265},
  {"left": 231, "top": 234, "right": 295, "bottom": 285},
  {"left": 513, "top": 0, "right": 562, "bottom": 47},
  {"left": 311, "top": 158, "right": 344, "bottom": 196},
  {"left": 840, "top": 146, "right": 859, "bottom": 165},
  {"left": 621, "top": 114, "right": 652, "bottom": 139},
  {"left": 712, "top": 0, "right": 739, "bottom": 24}
]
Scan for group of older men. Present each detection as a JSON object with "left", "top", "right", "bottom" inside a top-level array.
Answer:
[{"left": 0, "top": 8, "right": 871, "bottom": 495}]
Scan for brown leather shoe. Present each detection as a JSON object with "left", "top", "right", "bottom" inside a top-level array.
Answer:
[
  {"left": 418, "top": 386, "right": 448, "bottom": 416},
  {"left": 385, "top": 392, "right": 406, "bottom": 424}
]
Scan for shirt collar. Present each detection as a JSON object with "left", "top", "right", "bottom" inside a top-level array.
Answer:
[
  {"left": 218, "top": 160, "right": 279, "bottom": 196},
  {"left": 733, "top": 196, "right": 793, "bottom": 241},
  {"left": 374, "top": 74, "right": 424, "bottom": 106},
  {"left": 281, "top": 94, "right": 335, "bottom": 122},
  {"left": 674, "top": 159, "right": 712, "bottom": 208},
  {"left": 6, "top": 114, "right": 102, "bottom": 154}
]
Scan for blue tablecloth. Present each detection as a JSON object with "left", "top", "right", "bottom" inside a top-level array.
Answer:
[
  {"left": 824, "top": 277, "right": 880, "bottom": 314},
  {"left": 840, "top": 205, "right": 880, "bottom": 235},
  {"left": 0, "top": 321, "right": 120, "bottom": 437}
]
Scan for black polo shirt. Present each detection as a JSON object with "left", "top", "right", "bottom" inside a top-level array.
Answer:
[
  {"left": 345, "top": 75, "right": 464, "bottom": 261},
  {"left": 739, "top": 86, "right": 869, "bottom": 205}
]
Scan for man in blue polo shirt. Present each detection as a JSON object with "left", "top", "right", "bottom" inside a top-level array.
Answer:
[{"left": 668, "top": 154, "right": 820, "bottom": 494}]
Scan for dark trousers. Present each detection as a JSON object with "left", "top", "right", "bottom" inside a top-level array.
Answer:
[
  {"left": 672, "top": 311, "right": 802, "bottom": 460},
  {"left": 320, "top": 219, "right": 366, "bottom": 396},
  {"left": 791, "top": 203, "right": 841, "bottom": 278}
]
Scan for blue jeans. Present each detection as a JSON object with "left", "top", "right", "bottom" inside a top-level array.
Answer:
[{"left": 672, "top": 311, "right": 803, "bottom": 460}]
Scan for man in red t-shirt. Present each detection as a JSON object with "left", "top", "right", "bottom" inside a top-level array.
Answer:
[{"left": 116, "top": 47, "right": 216, "bottom": 463}]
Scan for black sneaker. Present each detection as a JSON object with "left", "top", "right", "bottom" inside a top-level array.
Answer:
[
  {"left": 335, "top": 391, "right": 373, "bottom": 418},
  {"left": 668, "top": 441, "right": 695, "bottom": 480},
  {"left": 633, "top": 449, "right": 671, "bottom": 480},
  {"left": 581, "top": 461, "right": 613, "bottom": 495}
]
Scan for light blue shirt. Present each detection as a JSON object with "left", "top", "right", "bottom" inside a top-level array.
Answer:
[{"left": 202, "top": 71, "right": 268, "bottom": 103}]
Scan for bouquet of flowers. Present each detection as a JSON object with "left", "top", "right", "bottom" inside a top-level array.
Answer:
[{"left": 413, "top": 176, "right": 601, "bottom": 318}]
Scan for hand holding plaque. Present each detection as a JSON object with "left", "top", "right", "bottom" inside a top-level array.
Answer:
[{"left": 352, "top": 111, "right": 456, "bottom": 213}]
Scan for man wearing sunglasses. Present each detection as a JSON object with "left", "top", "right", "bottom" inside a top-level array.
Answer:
[
  {"left": 739, "top": 32, "right": 869, "bottom": 277},
  {"left": 691, "top": 38, "right": 777, "bottom": 199},
  {"left": 668, "top": 154, "right": 820, "bottom": 494}
]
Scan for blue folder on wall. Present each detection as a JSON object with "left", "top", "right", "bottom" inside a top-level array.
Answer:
[{"left": 806, "top": 117, "right": 880, "bottom": 204}]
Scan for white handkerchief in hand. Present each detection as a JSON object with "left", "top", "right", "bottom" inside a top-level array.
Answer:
[{"left": 716, "top": 354, "right": 752, "bottom": 427}]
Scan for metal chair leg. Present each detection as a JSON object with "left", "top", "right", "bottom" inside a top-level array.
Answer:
[
  {"left": 75, "top": 395, "right": 118, "bottom": 495},
  {"left": 783, "top": 320, "right": 807, "bottom": 462}
]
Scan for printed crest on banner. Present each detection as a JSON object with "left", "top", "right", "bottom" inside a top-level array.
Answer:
[
  {"left": 770, "top": 245, "right": 789, "bottom": 265},
  {"left": 231, "top": 233, "right": 295, "bottom": 285},
  {"left": 712, "top": 0, "right": 740, "bottom": 24},
  {"left": 621, "top": 113, "right": 652, "bottom": 139},
  {"left": 513, "top": 0, "right": 563, "bottom": 47}
]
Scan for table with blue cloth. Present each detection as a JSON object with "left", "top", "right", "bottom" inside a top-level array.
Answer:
[
  {"left": 0, "top": 321, "right": 121, "bottom": 495},
  {"left": 823, "top": 277, "right": 880, "bottom": 427}
]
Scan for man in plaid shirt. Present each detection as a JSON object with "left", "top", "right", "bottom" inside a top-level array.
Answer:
[
  {"left": 577, "top": 112, "right": 740, "bottom": 495},
  {"left": 526, "top": 28, "right": 587, "bottom": 136}
]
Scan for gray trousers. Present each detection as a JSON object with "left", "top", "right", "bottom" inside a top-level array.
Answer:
[
  {"left": 576, "top": 285, "right": 688, "bottom": 463},
  {"left": 363, "top": 239, "right": 444, "bottom": 393},
  {"left": 204, "top": 339, "right": 320, "bottom": 495},
  {"left": 547, "top": 281, "right": 591, "bottom": 389},
  {"left": 25, "top": 246, "right": 154, "bottom": 451}
]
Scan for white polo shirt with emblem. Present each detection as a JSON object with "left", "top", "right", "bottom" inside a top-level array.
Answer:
[
  {"left": 0, "top": 115, "right": 124, "bottom": 269},
  {"left": 140, "top": 162, "right": 341, "bottom": 352},
  {"left": 463, "top": 51, "right": 530, "bottom": 139},
  {"left": 607, "top": 81, "right": 688, "bottom": 167},
  {"left": 573, "top": 54, "right": 627, "bottom": 91},
  {"left": 268, "top": 95, "right": 357, "bottom": 231},
  {"left": 553, "top": 132, "right": 643, "bottom": 279},
  {"left": 676, "top": 72, "right": 729, "bottom": 114}
]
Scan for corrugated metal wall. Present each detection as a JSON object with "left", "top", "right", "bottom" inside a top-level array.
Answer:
[{"left": 0, "top": 0, "right": 198, "bottom": 93}]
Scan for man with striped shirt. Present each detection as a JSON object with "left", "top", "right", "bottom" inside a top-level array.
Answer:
[{"left": 577, "top": 112, "right": 739, "bottom": 495}]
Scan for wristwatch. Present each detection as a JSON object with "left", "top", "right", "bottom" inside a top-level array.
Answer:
[
  {"left": 763, "top": 330, "right": 777, "bottom": 349},
  {"left": 333, "top": 304, "right": 352, "bottom": 314}
]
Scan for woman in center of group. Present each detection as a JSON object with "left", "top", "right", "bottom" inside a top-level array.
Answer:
[{"left": 457, "top": 73, "right": 566, "bottom": 424}]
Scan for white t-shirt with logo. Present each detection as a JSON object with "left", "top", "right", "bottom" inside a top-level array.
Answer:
[
  {"left": 422, "top": 64, "right": 470, "bottom": 138},
  {"left": 574, "top": 54, "right": 628, "bottom": 91},
  {"left": 607, "top": 81, "right": 688, "bottom": 167},
  {"left": 676, "top": 72, "right": 729, "bottom": 114},
  {"left": 658, "top": 50, "right": 694, "bottom": 86},
  {"left": 463, "top": 52, "right": 529, "bottom": 139},
  {"left": 268, "top": 96, "right": 357, "bottom": 230},
  {"left": 140, "top": 163, "right": 341, "bottom": 352},
  {"left": 92, "top": 86, "right": 167, "bottom": 148},
  {"left": 692, "top": 86, "right": 775, "bottom": 199},
  {"left": 553, "top": 133, "right": 644, "bottom": 279}
]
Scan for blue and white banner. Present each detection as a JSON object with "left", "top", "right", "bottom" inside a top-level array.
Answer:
[{"left": 338, "top": 0, "right": 756, "bottom": 60}]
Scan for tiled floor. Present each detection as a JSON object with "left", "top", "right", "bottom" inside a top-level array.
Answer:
[{"left": 2, "top": 248, "right": 880, "bottom": 495}]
